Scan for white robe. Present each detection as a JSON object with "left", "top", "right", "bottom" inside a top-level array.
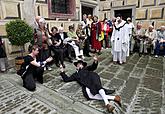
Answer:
[
  {"left": 125, "top": 23, "right": 134, "bottom": 56},
  {"left": 111, "top": 20, "right": 127, "bottom": 63}
]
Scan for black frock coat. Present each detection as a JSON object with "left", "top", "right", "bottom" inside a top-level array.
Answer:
[
  {"left": 0, "top": 37, "right": 6, "bottom": 58},
  {"left": 60, "top": 61, "right": 104, "bottom": 99}
]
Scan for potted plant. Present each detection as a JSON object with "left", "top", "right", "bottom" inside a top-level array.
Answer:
[{"left": 5, "top": 19, "right": 33, "bottom": 70}]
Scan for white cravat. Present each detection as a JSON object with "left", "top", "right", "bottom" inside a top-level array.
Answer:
[{"left": 60, "top": 33, "right": 64, "bottom": 40}]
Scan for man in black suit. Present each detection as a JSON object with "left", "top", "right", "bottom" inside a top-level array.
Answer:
[
  {"left": 60, "top": 56, "right": 121, "bottom": 113},
  {"left": 58, "top": 27, "right": 73, "bottom": 62},
  {"left": 81, "top": 14, "right": 91, "bottom": 57}
]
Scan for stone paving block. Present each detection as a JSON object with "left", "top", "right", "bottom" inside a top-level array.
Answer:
[
  {"left": 149, "top": 57, "right": 163, "bottom": 64},
  {"left": 131, "top": 53, "right": 141, "bottom": 61},
  {"left": 128, "top": 59, "right": 139, "bottom": 64},
  {"left": 148, "top": 63, "right": 163, "bottom": 71},
  {"left": 43, "top": 77, "right": 65, "bottom": 90},
  {"left": 128, "top": 88, "right": 162, "bottom": 114},
  {"left": 0, "top": 80, "right": 13, "bottom": 89},
  {"left": 8, "top": 98, "right": 57, "bottom": 114},
  {"left": 142, "top": 76, "right": 162, "bottom": 92},
  {"left": 145, "top": 68, "right": 163, "bottom": 78},
  {"left": 49, "top": 70, "right": 60, "bottom": 77},
  {"left": 100, "top": 57, "right": 112, "bottom": 66},
  {"left": 136, "top": 63, "right": 147, "bottom": 68},
  {"left": 100, "top": 78, "right": 110, "bottom": 86},
  {"left": 139, "top": 58, "right": 149, "bottom": 64},
  {"left": 72, "top": 90, "right": 89, "bottom": 103},
  {"left": 106, "top": 65, "right": 121, "bottom": 74},
  {"left": 57, "top": 82, "right": 81, "bottom": 97},
  {"left": 116, "top": 70, "right": 130, "bottom": 80},
  {"left": 99, "top": 71, "right": 115, "bottom": 80},
  {"left": 0, "top": 81, "right": 32, "bottom": 113},
  {"left": 120, "top": 77, "right": 140, "bottom": 104},
  {"left": 107, "top": 78, "right": 125, "bottom": 91},
  {"left": 43, "top": 74, "right": 55, "bottom": 83},
  {"left": 95, "top": 67, "right": 105, "bottom": 74},
  {"left": 97, "top": 56, "right": 107, "bottom": 63},
  {"left": 130, "top": 68, "right": 144, "bottom": 78},
  {"left": 89, "top": 100, "right": 105, "bottom": 112},
  {"left": 72, "top": 102, "right": 104, "bottom": 114},
  {"left": 141, "top": 55, "right": 150, "bottom": 59},
  {"left": 128, "top": 53, "right": 140, "bottom": 64},
  {"left": 123, "top": 63, "right": 135, "bottom": 72}
]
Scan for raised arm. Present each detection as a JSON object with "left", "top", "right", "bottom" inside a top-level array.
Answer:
[
  {"left": 60, "top": 66, "right": 77, "bottom": 82},
  {"left": 85, "top": 55, "right": 98, "bottom": 71}
]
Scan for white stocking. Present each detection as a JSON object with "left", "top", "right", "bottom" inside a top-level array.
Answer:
[{"left": 86, "top": 88, "right": 115, "bottom": 105}]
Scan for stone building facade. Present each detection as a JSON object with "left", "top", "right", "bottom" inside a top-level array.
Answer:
[
  {"left": 99, "top": 0, "right": 165, "bottom": 29},
  {"left": 0, "top": 0, "right": 99, "bottom": 54}
]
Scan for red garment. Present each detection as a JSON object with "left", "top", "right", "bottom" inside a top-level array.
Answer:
[
  {"left": 101, "top": 22, "right": 112, "bottom": 48},
  {"left": 91, "top": 21, "right": 102, "bottom": 50},
  {"left": 101, "top": 22, "right": 110, "bottom": 38}
]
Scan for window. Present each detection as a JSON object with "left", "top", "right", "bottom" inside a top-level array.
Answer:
[
  {"left": 51, "top": 0, "right": 69, "bottom": 14},
  {"left": 48, "top": 0, "right": 76, "bottom": 19}
]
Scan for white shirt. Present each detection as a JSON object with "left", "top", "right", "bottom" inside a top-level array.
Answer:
[{"left": 60, "top": 33, "right": 64, "bottom": 40}]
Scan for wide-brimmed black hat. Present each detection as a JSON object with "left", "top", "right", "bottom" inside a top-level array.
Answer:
[{"left": 74, "top": 60, "right": 87, "bottom": 67}]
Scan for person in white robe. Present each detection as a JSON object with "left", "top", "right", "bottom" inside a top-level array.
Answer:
[
  {"left": 111, "top": 15, "right": 127, "bottom": 64},
  {"left": 125, "top": 17, "right": 135, "bottom": 56}
]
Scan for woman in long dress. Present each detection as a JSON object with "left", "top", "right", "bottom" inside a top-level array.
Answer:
[{"left": 91, "top": 16, "right": 102, "bottom": 54}]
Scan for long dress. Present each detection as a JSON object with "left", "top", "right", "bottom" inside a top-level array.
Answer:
[
  {"left": 91, "top": 21, "right": 102, "bottom": 50},
  {"left": 111, "top": 20, "right": 127, "bottom": 63}
]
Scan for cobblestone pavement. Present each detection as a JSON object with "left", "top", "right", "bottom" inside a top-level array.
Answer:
[{"left": 0, "top": 49, "right": 164, "bottom": 114}]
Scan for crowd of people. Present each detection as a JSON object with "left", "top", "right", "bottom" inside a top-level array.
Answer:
[
  {"left": 31, "top": 14, "right": 165, "bottom": 67},
  {"left": 0, "top": 13, "right": 164, "bottom": 112}
]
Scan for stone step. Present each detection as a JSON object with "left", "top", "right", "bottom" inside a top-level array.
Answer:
[{"left": 1, "top": 74, "right": 105, "bottom": 114}]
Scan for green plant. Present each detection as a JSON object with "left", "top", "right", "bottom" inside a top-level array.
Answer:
[{"left": 6, "top": 19, "right": 33, "bottom": 57}]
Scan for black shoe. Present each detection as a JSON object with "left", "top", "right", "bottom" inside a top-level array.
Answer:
[
  {"left": 139, "top": 53, "right": 142, "bottom": 57},
  {"left": 114, "top": 95, "right": 122, "bottom": 107},
  {"left": 86, "top": 54, "right": 91, "bottom": 57}
]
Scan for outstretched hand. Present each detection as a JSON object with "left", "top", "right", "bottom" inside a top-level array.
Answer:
[
  {"left": 46, "top": 57, "right": 53, "bottom": 63},
  {"left": 93, "top": 55, "right": 98, "bottom": 61}
]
